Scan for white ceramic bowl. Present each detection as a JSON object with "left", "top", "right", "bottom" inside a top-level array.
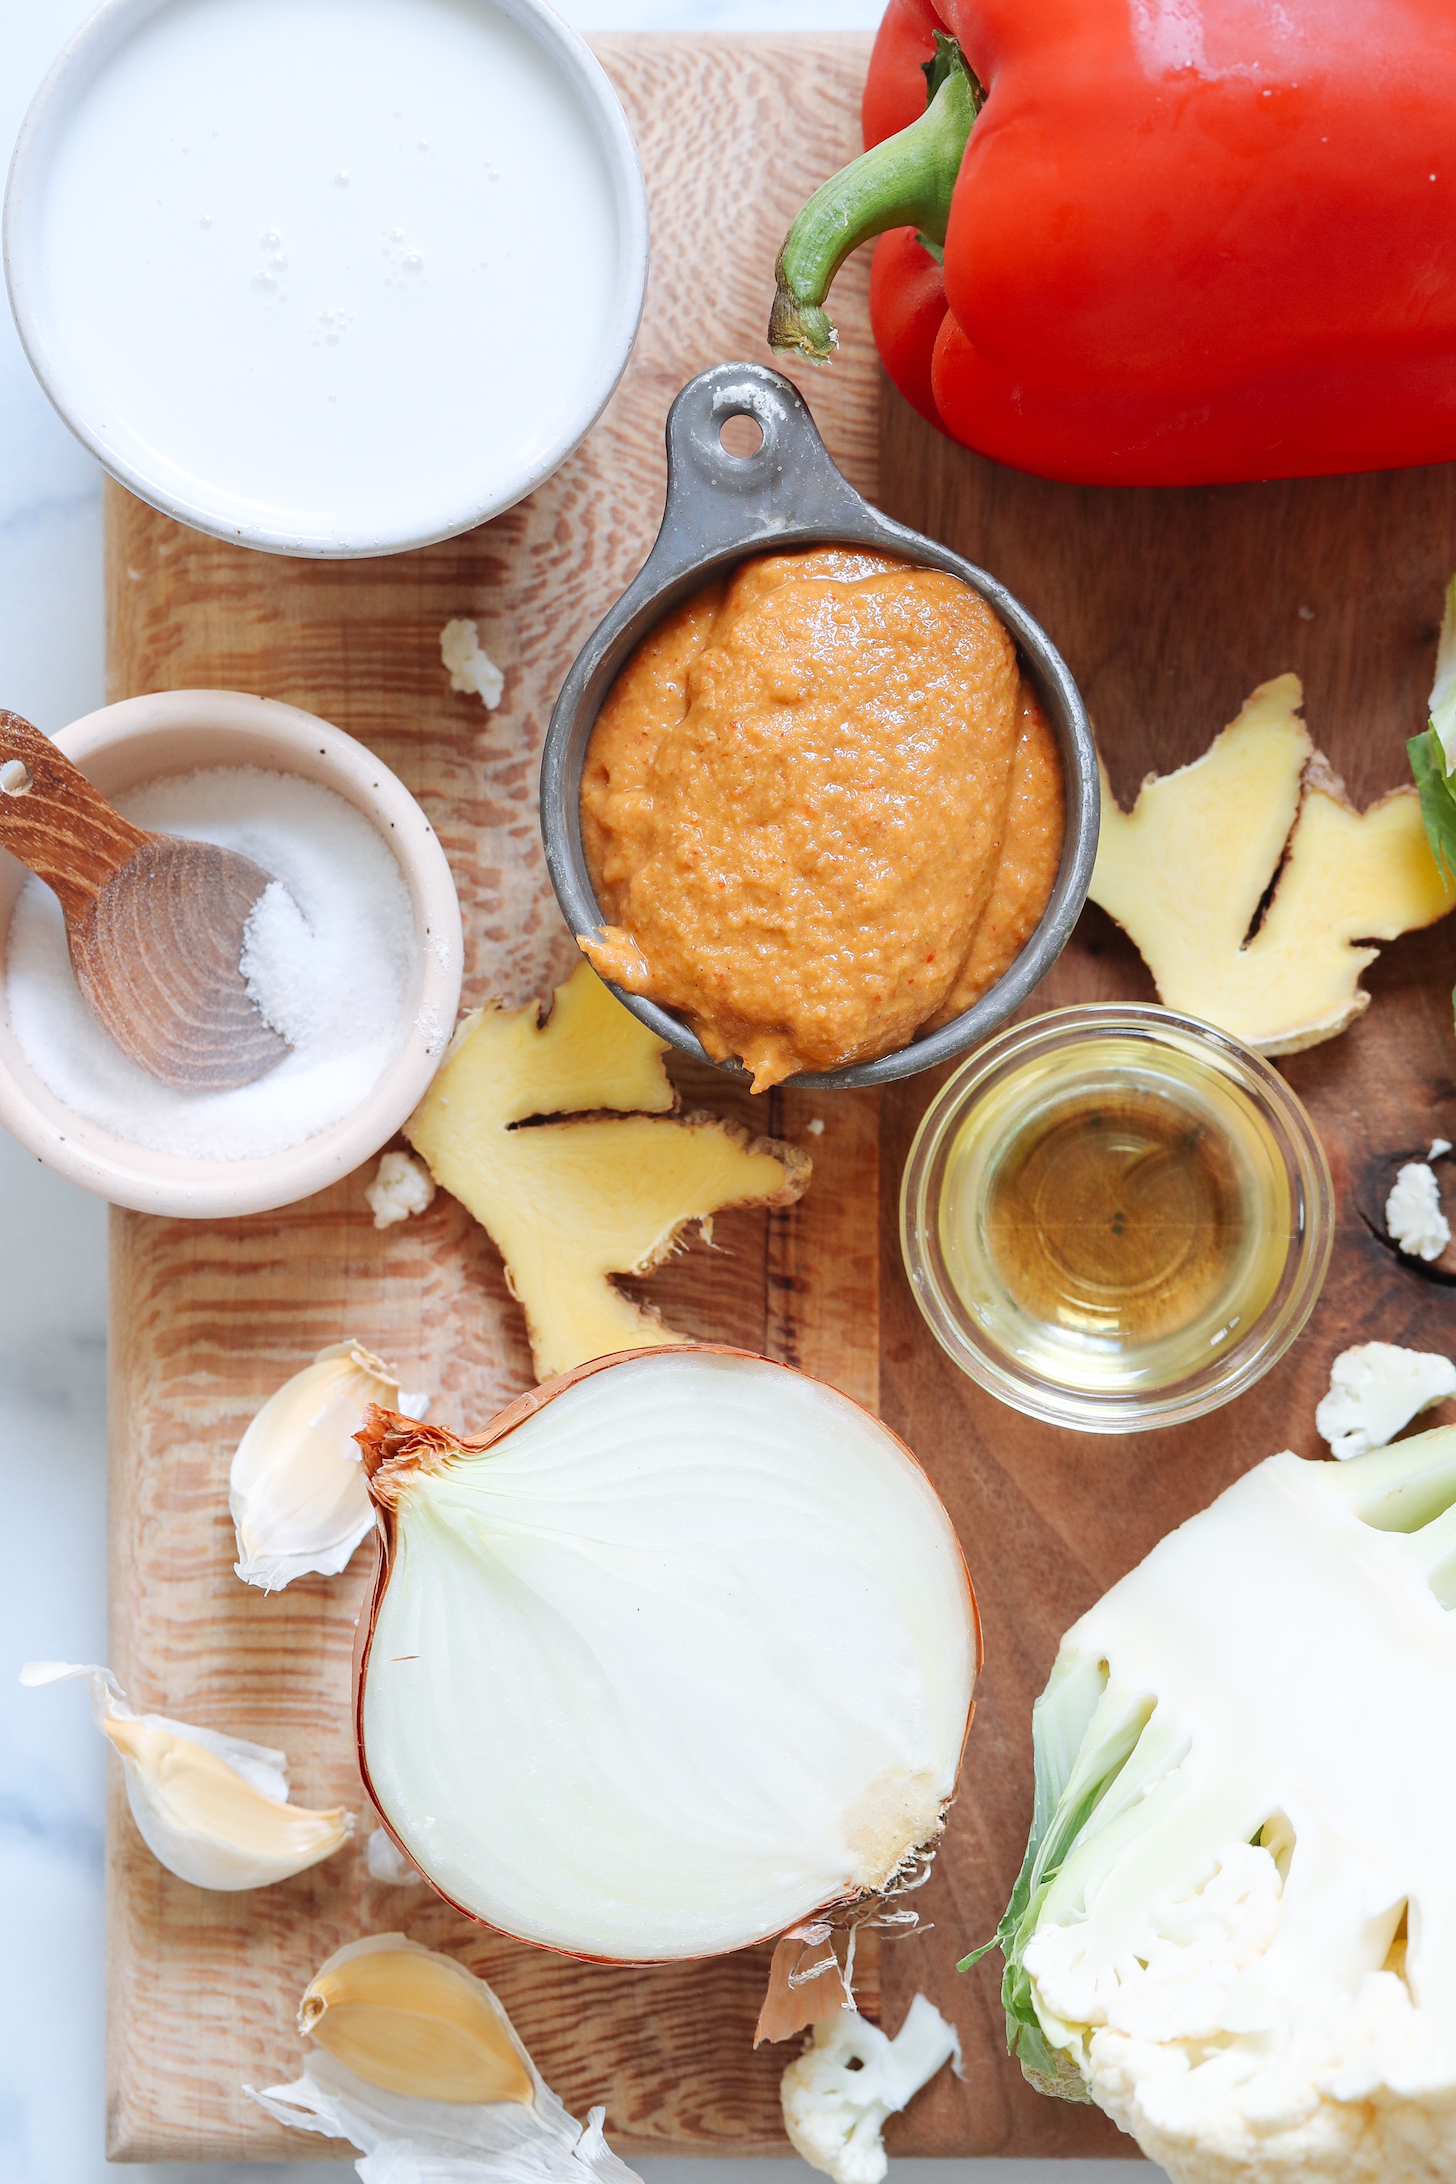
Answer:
[
  {"left": 4, "top": 0, "right": 649, "bottom": 557},
  {"left": 0, "top": 691, "right": 463, "bottom": 1217}
]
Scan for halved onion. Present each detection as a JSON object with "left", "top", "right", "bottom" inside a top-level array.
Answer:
[{"left": 354, "top": 1346, "right": 979, "bottom": 1962}]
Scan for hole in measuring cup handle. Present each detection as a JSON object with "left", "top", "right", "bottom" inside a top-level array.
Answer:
[
  {"left": 719, "top": 413, "right": 765, "bottom": 459},
  {"left": 661, "top": 363, "right": 875, "bottom": 553},
  {"left": 669, "top": 366, "right": 793, "bottom": 498},
  {"left": 0, "top": 760, "right": 33, "bottom": 797}
]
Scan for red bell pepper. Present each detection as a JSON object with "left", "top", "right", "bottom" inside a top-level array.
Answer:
[{"left": 771, "top": 0, "right": 1456, "bottom": 486}]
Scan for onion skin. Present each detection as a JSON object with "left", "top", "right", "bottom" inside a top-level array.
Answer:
[
  {"left": 352, "top": 1343, "right": 981, "bottom": 1966},
  {"left": 754, "top": 1928, "right": 853, "bottom": 2045}
]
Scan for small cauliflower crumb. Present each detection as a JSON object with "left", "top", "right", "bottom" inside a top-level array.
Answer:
[
  {"left": 365, "top": 1829, "right": 423, "bottom": 1884},
  {"left": 1433, "top": 1137, "right": 1453, "bottom": 1159},
  {"left": 781, "top": 1997, "right": 961, "bottom": 2184},
  {"left": 366, "top": 1149, "right": 436, "bottom": 1230},
  {"left": 440, "top": 617, "right": 504, "bottom": 709},
  {"left": 1386, "top": 1160, "right": 1451, "bottom": 1261},
  {"left": 806, "top": 1117, "right": 826, "bottom": 1137},
  {"left": 1315, "top": 1340, "right": 1456, "bottom": 1459}
]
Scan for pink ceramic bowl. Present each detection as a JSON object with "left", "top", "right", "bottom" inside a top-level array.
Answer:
[{"left": 0, "top": 689, "right": 462, "bottom": 1217}]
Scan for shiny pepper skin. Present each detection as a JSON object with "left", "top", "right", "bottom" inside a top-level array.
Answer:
[{"left": 860, "top": 0, "right": 1456, "bottom": 484}]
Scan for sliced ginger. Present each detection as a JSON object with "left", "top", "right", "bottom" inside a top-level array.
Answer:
[
  {"left": 1090, "top": 674, "right": 1455, "bottom": 1053},
  {"left": 404, "top": 962, "right": 810, "bottom": 1381}
]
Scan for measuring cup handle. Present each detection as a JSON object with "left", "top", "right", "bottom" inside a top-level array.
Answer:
[
  {"left": 0, "top": 711, "right": 152, "bottom": 923},
  {"left": 644, "top": 361, "right": 876, "bottom": 590}
]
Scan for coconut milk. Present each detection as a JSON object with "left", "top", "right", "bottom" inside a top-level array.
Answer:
[{"left": 26, "top": 0, "right": 626, "bottom": 548}]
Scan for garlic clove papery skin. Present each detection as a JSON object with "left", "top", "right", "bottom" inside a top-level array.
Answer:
[
  {"left": 251, "top": 1934, "right": 642, "bottom": 2182},
  {"left": 354, "top": 1347, "right": 978, "bottom": 1962},
  {"left": 22, "top": 1660, "right": 351, "bottom": 1890},
  {"left": 231, "top": 1340, "right": 408, "bottom": 1592},
  {"left": 253, "top": 2058, "right": 640, "bottom": 2184},
  {"left": 299, "top": 1934, "right": 534, "bottom": 2105}
]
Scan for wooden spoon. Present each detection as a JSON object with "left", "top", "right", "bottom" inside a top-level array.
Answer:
[{"left": 0, "top": 710, "right": 289, "bottom": 1091}]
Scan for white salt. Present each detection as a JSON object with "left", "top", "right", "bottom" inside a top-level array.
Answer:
[{"left": 5, "top": 766, "right": 416, "bottom": 1160}]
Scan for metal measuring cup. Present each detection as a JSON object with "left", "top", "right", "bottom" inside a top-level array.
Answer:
[{"left": 540, "top": 360, "right": 1099, "bottom": 1091}]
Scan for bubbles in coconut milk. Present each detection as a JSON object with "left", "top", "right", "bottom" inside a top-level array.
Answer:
[
  {"left": 31, "top": 0, "right": 625, "bottom": 544},
  {"left": 252, "top": 227, "right": 287, "bottom": 298}
]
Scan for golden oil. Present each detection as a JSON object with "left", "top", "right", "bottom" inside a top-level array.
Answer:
[{"left": 937, "top": 1036, "right": 1292, "bottom": 1396}]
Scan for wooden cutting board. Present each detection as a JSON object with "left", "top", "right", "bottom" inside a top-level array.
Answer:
[
  {"left": 103, "top": 31, "right": 894, "bottom": 2167},
  {"left": 865, "top": 412, "right": 1456, "bottom": 2156},
  {"left": 100, "top": 24, "right": 1456, "bottom": 2173}
]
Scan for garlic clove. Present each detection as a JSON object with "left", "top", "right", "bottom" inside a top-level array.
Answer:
[
  {"left": 251, "top": 1934, "right": 642, "bottom": 2183},
  {"left": 105, "top": 1716, "right": 351, "bottom": 1889},
  {"left": 22, "top": 1660, "right": 350, "bottom": 1890},
  {"left": 231, "top": 1340, "right": 418, "bottom": 1592},
  {"left": 299, "top": 1934, "right": 534, "bottom": 2105}
]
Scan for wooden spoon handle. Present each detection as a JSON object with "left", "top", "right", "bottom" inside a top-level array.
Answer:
[{"left": 0, "top": 710, "right": 153, "bottom": 922}]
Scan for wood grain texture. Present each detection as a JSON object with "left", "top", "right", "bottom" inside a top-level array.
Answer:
[
  {"left": 0, "top": 708, "right": 151, "bottom": 912},
  {"left": 105, "top": 34, "right": 883, "bottom": 2164},
  {"left": 867, "top": 401, "right": 1456, "bottom": 2161},
  {"left": 107, "top": 34, "right": 1456, "bottom": 2168}
]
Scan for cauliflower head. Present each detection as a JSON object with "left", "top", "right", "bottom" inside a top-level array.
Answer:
[{"left": 979, "top": 1427, "right": 1456, "bottom": 2183}]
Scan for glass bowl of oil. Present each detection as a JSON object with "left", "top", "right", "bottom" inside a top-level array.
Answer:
[{"left": 900, "top": 1006, "right": 1334, "bottom": 1431}]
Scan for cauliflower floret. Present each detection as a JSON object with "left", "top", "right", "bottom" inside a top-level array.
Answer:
[
  {"left": 365, "top": 1829, "right": 422, "bottom": 1885},
  {"left": 1025, "top": 1841, "right": 1285, "bottom": 2050},
  {"left": 366, "top": 1150, "right": 436, "bottom": 1230},
  {"left": 1083, "top": 1963, "right": 1456, "bottom": 2184},
  {"left": 1030, "top": 1840, "right": 1456, "bottom": 2176},
  {"left": 1387, "top": 1161, "right": 1451, "bottom": 1261},
  {"left": 441, "top": 617, "right": 505, "bottom": 709},
  {"left": 1315, "top": 1341, "right": 1456, "bottom": 1459},
  {"left": 780, "top": 1998, "right": 961, "bottom": 2184}
]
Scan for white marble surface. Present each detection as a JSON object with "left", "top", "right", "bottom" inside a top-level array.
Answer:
[{"left": 0, "top": 1, "right": 1154, "bottom": 2177}]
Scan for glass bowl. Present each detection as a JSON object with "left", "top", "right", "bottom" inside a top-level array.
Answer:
[{"left": 900, "top": 1005, "right": 1334, "bottom": 1433}]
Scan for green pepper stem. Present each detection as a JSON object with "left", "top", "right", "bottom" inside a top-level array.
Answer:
[{"left": 769, "top": 34, "right": 981, "bottom": 364}]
